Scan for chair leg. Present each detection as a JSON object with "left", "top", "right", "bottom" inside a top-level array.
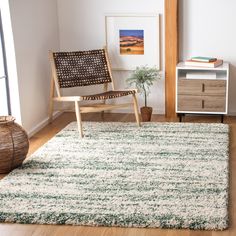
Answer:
[
  {"left": 75, "top": 101, "right": 83, "bottom": 138},
  {"left": 132, "top": 94, "right": 141, "bottom": 126},
  {"left": 101, "top": 99, "right": 106, "bottom": 120},
  {"left": 101, "top": 83, "right": 108, "bottom": 120},
  {"left": 48, "top": 78, "right": 55, "bottom": 124},
  {"left": 48, "top": 98, "right": 54, "bottom": 123}
]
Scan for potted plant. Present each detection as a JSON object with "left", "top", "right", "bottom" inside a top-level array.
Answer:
[{"left": 127, "top": 65, "right": 161, "bottom": 122}]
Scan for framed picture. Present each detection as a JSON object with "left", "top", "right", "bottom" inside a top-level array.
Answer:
[{"left": 105, "top": 14, "right": 160, "bottom": 70}]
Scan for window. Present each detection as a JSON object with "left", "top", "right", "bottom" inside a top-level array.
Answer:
[{"left": 0, "top": 9, "right": 11, "bottom": 115}]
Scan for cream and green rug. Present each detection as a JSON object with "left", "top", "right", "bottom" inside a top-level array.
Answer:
[{"left": 0, "top": 122, "right": 229, "bottom": 230}]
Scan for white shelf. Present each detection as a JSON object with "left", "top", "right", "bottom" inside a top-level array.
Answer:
[
  {"left": 177, "top": 62, "right": 229, "bottom": 71},
  {"left": 179, "top": 76, "right": 227, "bottom": 81}
]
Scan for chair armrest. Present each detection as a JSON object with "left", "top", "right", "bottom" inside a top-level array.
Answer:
[
  {"left": 53, "top": 96, "right": 82, "bottom": 102},
  {"left": 116, "top": 88, "right": 138, "bottom": 93}
]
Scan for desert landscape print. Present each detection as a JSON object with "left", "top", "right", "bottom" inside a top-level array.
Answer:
[{"left": 119, "top": 29, "right": 144, "bottom": 55}]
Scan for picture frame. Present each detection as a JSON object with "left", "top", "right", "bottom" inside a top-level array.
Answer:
[{"left": 105, "top": 14, "right": 160, "bottom": 71}]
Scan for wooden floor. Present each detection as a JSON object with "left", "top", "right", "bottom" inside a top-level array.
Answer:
[{"left": 0, "top": 112, "right": 235, "bottom": 236}]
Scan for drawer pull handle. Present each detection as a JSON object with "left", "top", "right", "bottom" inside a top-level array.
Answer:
[
  {"left": 202, "top": 84, "right": 205, "bottom": 92},
  {"left": 202, "top": 100, "right": 205, "bottom": 109}
]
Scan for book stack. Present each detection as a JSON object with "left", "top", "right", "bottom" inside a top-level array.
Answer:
[{"left": 185, "top": 56, "right": 223, "bottom": 68}]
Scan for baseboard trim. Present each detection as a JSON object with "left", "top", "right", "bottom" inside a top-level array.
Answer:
[
  {"left": 228, "top": 111, "right": 236, "bottom": 116},
  {"left": 27, "top": 111, "right": 62, "bottom": 138}
]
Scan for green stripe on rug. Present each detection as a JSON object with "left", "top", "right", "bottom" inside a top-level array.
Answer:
[{"left": 0, "top": 122, "right": 229, "bottom": 230}]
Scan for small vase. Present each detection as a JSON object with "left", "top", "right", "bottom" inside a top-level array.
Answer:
[
  {"left": 0, "top": 116, "right": 29, "bottom": 174},
  {"left": 140, "top": 106, "right": 153, "bottom": 122}
]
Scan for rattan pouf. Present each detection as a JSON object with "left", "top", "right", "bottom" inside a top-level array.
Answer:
[{"left": 0, "top": 116, "right": 29, "bottom": 174}]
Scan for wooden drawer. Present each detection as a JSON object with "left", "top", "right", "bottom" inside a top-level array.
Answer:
[
  {"left": 178, "top": 79, "right": 226, "bottom": 96},
  {"left": 177, "top": 95, "right": 226, "bottom": 112}
]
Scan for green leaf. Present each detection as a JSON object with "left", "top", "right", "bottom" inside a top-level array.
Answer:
[{"left": 126, "top": 66, "right": 162, "bottom": 106}]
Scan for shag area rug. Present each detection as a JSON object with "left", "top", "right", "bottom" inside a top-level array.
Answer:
[{"left": 0, "top": 122, "right": 229, "bottom": 230}]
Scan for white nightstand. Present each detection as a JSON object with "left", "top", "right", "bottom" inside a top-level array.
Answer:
[{"left": 176, "top": 62, "right": 229, "bottom": 122}]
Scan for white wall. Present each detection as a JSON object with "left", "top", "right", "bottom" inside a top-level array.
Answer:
[
  {"left": 180, "top": 0, "right": 236, "bottom": 115},
  {"left": 9, "top": 0, "right": 60, "bottom": 134},
  {"left": 57, "top": 0, "right": 165, "bottom": 114}
]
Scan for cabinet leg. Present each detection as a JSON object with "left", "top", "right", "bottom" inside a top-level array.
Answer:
[
  {"left": 179, "top": 114, "right": 184, "bottom": 122},
  {"left": 221, "top": 115, "right": 224, "bottom": 123}
]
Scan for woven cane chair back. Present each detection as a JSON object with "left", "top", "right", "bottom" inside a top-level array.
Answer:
[{"left": 52, "top": 49, "right": 112, "bottom": 88}]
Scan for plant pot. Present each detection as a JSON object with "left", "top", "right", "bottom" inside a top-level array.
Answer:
[
  {"left": 140, "top": 106, "right": 153, "bottom": 122},
  {"left": 0, "top": 116, "right": 29, "bottom": 174}
]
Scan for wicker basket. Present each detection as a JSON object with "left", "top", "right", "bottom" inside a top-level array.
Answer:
[{"left": 0, "top": 116, "right": 29, "bottom": 174}]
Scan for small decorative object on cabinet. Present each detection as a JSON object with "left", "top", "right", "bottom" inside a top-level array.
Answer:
[
  {"left": 0, "top": 116, "right": 29, "bottom": 173},
  {"left": 176, "top": 62, "right": 229, "bottom": 122},
  {"left": 127, "top": 65, "right": 162, "bottom": 122}
]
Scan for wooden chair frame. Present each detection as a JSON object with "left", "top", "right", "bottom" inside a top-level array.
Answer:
[{"left": 48, "top": 48, "right": 140, "bottom": 137}]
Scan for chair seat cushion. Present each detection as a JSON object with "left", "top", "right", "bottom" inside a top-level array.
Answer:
[{"left": 81, "top": 90, "right": 136, "bottom": 100}]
